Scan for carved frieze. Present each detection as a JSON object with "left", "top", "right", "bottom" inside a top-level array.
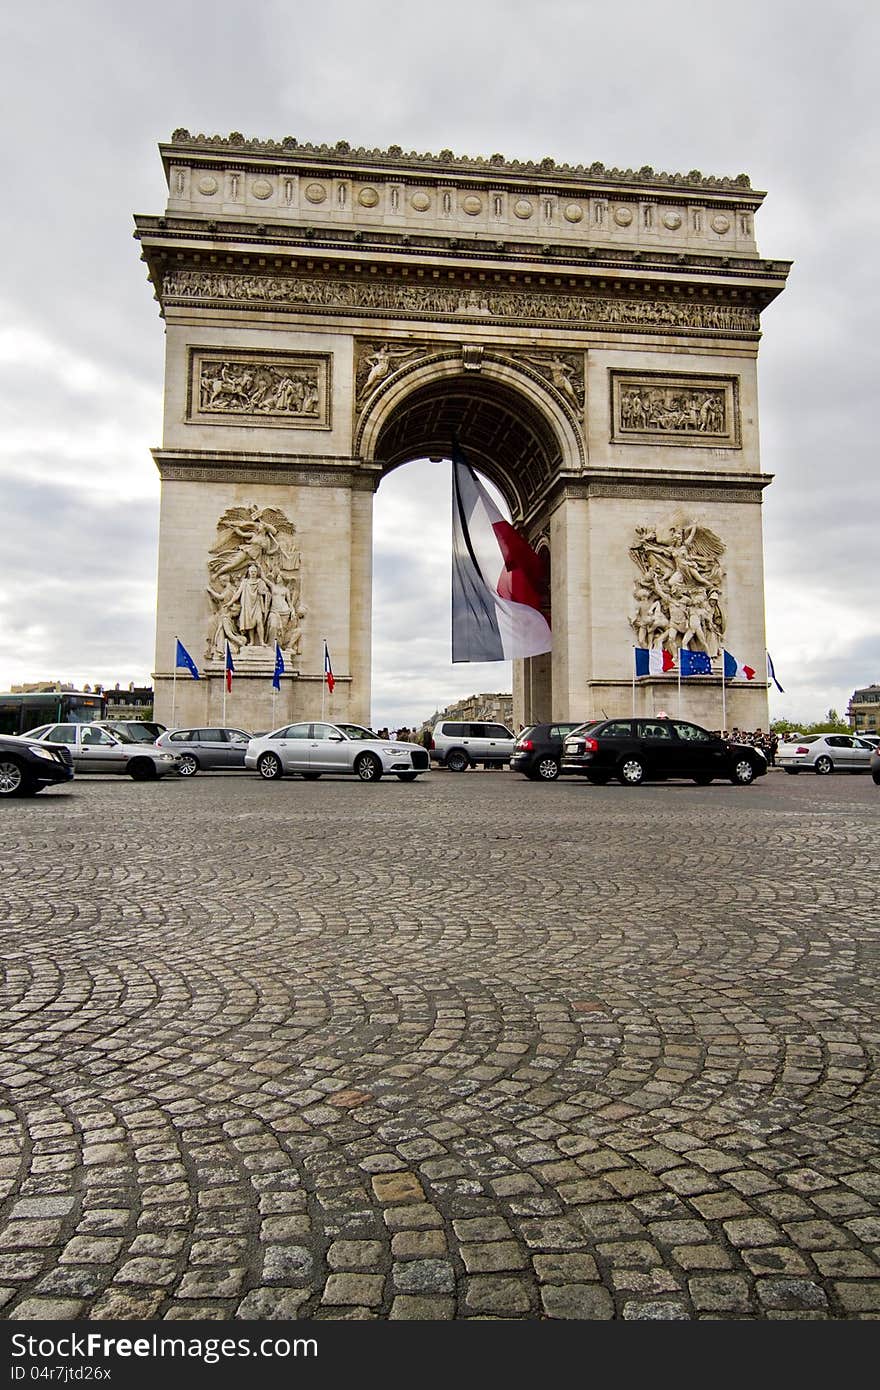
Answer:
[
  {"left": 205, "top": 504, "right": 305, "bottom": 661},
  {"left": 611, "top": 372, "right": 740, "bottom": 447},
  {"left": 629, "top": 521, "right": 726, "bottom": 658},
  {"left": 188, "top": 349, "right": 331, "bottom": 429},
  {"left": 164, "top": 270, "right": 760, "bottom": 335}
]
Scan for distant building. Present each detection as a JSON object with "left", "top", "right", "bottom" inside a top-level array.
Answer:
[
  {"left": 848, "top": 682, "right": 880, "bottom": 734},
  {"left": 9, "top": 680, "right": 154, "bottom": 719}
]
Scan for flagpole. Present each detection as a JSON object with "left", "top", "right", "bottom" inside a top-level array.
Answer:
[
  {"left": 677, "top": 653, "right": 682, "bottom": 719},
  {"left": 721, "top": 654, "right": 727, "bottom": 733},
  {"left": 321, "top": 639, "right": 326, "bottom": 721},
  {"left": 631, "top": 647, "right": 636, "bottom": 718},
  {"left": 222, "top": 654, "right": 227, "bottom": 726},
  {"left": 171, "top": 637, "right": 178, "bottom": 728}
]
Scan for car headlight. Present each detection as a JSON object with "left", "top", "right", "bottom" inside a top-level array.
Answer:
[
  {"left": 388, "top": 746, "right": 406, "bottom": 755},
  {"left": 27, "top": 745, "right": 57, "bottom": 760}
]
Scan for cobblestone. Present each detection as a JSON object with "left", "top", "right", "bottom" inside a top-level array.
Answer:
[{"left": 1, "top": 771, "right": 878, "bottom": 1319}]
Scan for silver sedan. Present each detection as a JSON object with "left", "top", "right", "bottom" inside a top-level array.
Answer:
[
  {"left": 25, "top": 723, "right": 181, "bottom": 779},
  {"left": 777, "top": 733, "right": 874, "bottom": 775},
  {"left": 245, "top": 721, "right": 431, "bottom": 782}
]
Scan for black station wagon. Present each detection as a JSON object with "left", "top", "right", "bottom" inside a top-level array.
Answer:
[{"left": 561, "top": 717, "right": 768, "bottom": 787}]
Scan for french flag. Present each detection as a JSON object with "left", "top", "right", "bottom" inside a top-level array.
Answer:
[
  {"left": 225, "top": 641, "right": 235, "bottom": 693},
  {"left": 723, "top": 650, "right": 756, "bottom": 681},
  {"left": 634, "top": 647, "right": 676, "bottom": 677},
  {"left": 451, "top": 448, "right": 552, "bottom": 662},
  {"left": 323, "top": 640, "right": 335, "bottom": 694}
]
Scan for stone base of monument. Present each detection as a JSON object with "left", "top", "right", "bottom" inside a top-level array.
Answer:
[{"left": 203, "top": 646, "right": 301, "bottom": 676}]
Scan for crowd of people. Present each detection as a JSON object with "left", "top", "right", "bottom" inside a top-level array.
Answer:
[{"left": 715, "top": 727, "right": 779, "bottom": 765}]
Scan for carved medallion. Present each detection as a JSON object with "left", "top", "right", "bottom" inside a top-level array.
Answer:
[
  {"left": 358, "top": 187, "right": 380, "bottom": 207},
  {"left": 304, "top": 182, "right": 327, "bottom": 204},
  {"left": 629, "top": 521, "right": 726, "bottom": 658},
  {"left": 251, "top": 179, "right": 273, "bottom": 199},
  {"left": 711, "top": 214, "right": 731, "bottom": 234},
  {"left": 611, "top": 371, "right": 740, "bottom": 447},
  {"left": 462, "top": 195, "right": 483, "bottom": 215},
  {"left": 197, "top": 175, "right": 218, "bottom": 196},
  {"left": 206, "top": 505, "right": 305, "bottom": 662},
  {"left": 411, "top": 191, "right": 431, "bottom": 211},
  {"left": 662, "top": 211, "right": 682, "bottom": 230},
  {"left": 188, "top": 349, "right": 331, "bottom": 429},
  {"left": 563, "top": 203, "right": 584, "bottom": 223},
  {"left": 513, "top": 199, "right": 533, "bottom": 219}
]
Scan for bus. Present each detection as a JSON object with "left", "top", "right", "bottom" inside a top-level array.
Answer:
[{"left": 0, "top": 691, "right": 109, "bottom": 737}]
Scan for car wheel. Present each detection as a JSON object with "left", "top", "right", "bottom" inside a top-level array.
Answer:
[
  {"left": 815, "top": 756, "right": 833, "bottom": 775},
  {"left": 445, "top": 750, "right": 469, "bottom": 773},
  {"left": 586, "top": 772, "right": 610, "bottom": 785},
  {"left": 128, "top": 760, "right": 158, "bottom": 781},
  {"left": 396, "top": 772, "right": 418, "bottom": 782},
  {"left": 694, "top": 774, "right": 714, "bottom": 785},
  {"left": 0, "top": 757, "right": 34, "bottom": 797},
  {"left": 177, "top": 753, "right": 199, "bottom": 777},
  {"left": 536, "top": 757, "right": 560, "bottom": 781},
  {"left": 355, "top": 752, "right": 382, "bottom": 782},
  {"left": 731, "top": 758, "right": 755, "bottom": 785},
  {"left": 301, "top": 773, "right": 321, "bottom": 780},
  {"left": 258, "top": 752, "right": 283, "bottom": 780},
  {"left": 619, "top": 758, "right": 645, "bottom": 786}
]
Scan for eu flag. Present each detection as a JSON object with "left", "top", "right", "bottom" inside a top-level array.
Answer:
[
  {"left": 679, "top": 649, "right": 713, "bottom": 676},
  {"left": 272, "top": 642, "right": 285, "bottom": 691},
  {"left": 175, "top": 639, "right": 200, "bottom": 679}
]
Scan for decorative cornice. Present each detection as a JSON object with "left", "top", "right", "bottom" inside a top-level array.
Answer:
[
  {"left": 166, "top": 131, "right": 756, "bottom": 197},
  {"left": 152, "top": 448, "right": 379, "bottom": 490},
  {"left": 551, "top": 470, "right": 771, "bottom": 507}
]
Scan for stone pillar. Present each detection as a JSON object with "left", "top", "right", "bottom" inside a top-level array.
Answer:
[
  {"left": 348, "top": 486, "right": 374, "bottom": 726},
  {"left": 550, "top": 494, "right": 591, "bottom": 720}
]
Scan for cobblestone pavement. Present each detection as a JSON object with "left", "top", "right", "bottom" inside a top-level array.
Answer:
[{"left": 1, "top": 768, "right": 878, "bottom": 1321}]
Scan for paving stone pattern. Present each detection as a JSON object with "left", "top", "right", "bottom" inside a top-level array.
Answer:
[{"left": 1, "top": 769, "right": 878, "bottom": 1320}]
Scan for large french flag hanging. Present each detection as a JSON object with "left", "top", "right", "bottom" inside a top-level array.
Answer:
[{"left": 451, "top": 449, "right": 552, "bottom": 662}]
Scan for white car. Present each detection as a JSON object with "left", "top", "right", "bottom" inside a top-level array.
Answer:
[
  {"left": 430, "top": 719, "right": 516, "bottom": 771},
  {"left": 245, "top": 721, "right": 431, "bottom": 782},
  {"left": 25, "top": 723, "right": 181, "bottom": 780},
  {"left": 777, "top": 733, "right": 874, "bottom": 775}
]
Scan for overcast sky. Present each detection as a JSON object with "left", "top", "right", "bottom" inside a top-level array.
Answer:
[{"left": 1, "top": 0, "right": 877, "bottom": 730}]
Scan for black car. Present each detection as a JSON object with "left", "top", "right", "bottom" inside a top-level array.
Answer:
[
  {"left": 0, "top": 733, "right": 75, "bottom": 798},
  {"left": 510, "top": 722, "right": 588, "bottom": 781},
  {"left": 561, "top": 717, "right": 767, "bottom": 786}
]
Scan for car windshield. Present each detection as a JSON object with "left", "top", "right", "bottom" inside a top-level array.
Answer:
[
  {"left": 114, "top": 724, "right": 158, "bottom": 742},
  {"left": 335, "top": 724, "right": 378, "bottom": 741}
]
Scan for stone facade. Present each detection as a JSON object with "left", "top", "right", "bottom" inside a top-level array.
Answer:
[{"left": 136, "top": 134, "right": 790, "bottom": 731}]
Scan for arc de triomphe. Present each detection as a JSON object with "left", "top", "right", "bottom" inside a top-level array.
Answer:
[{"left": 136, "top": 132, "right": 789, "bottom": 731}]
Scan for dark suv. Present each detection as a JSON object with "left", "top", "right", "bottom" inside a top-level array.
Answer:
[
  {"left": 562, "top": 717, "right": 767, "bottom": 786},
  {"left": 510, "top": 722, "right": 587, "bottom": 781}
]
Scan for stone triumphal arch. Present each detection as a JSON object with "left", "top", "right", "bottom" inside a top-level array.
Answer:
[{"left": 136, "top": 132, "right": 789, "bottom": 731}]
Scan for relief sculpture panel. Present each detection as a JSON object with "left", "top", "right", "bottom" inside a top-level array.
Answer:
[
  {"left": 611, "top": 372, "right": 740, "bottom": 446},
  {"left": 629, "top": 521, "right": 726, "bottom": 658},
  {"left": 205, "top": 504, "right": 305, "bottom": 661},
  {"left": 189, "top": 349, "right": 331, "bottom": 429}
]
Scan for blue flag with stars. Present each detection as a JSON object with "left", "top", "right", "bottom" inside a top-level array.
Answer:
[
  {"left": 679, "top": 649, "right": 713, "bottom": 676},
  {"left": 272, "top": 642, "right": 285, "bottom": 691},
  {"left": 175, "top": 638, "right": 200, "bottom": 679}
]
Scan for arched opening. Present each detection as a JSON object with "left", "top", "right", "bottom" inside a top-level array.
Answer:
[{"left": 367, "top": 370, "right": 565, "bottom": 732}]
